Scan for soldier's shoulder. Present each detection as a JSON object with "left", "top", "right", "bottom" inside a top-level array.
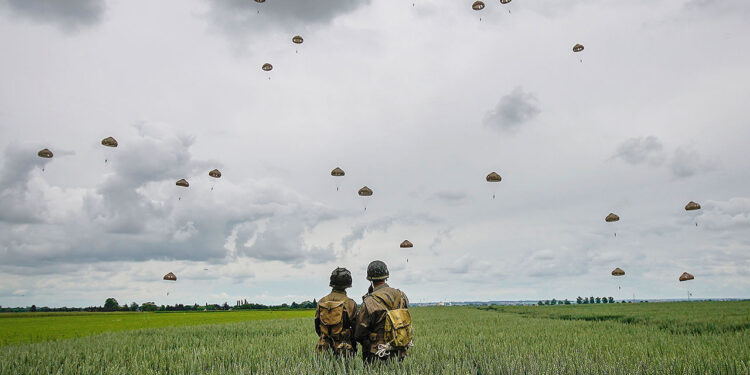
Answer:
[{"left": 361, "top": 294, "right": 383, "bottom": 311}]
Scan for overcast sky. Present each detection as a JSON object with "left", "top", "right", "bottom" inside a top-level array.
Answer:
[{"left": 1, "top": 0, "right": 749, "bottom": 307}]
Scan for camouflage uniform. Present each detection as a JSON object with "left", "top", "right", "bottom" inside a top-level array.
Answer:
[
  {"left": 315, "top": 289, "right": 358, "bottom": 356},
  {"left": 354, "top": 283, "right": 410, "bottom": 362}
]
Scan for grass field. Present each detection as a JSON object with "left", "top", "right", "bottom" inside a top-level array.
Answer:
[
  {"left": 1, "top": 301, "right": 748, "bottom": 374},
  {"left": 0, "top": 310, "right": 312, "bottom": 346}
]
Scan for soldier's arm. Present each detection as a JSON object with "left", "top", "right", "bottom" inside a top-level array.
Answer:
[
  {"left": 353, "top": 301, "right": 370, "bottom": 344},
  {"left": 314, "top": 306, "right": 321, "bottom": 336},
  {"left": 403, "top": 293, "right": 410, "bottom": 308}
]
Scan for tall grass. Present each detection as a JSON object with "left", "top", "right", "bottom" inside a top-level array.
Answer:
[{"left": 1, "top": 302, "right": 748, "bottom": 374}]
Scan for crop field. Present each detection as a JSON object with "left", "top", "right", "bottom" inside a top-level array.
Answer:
[{"left": 1, "top": 301, "right": 748, "bottom": 374}]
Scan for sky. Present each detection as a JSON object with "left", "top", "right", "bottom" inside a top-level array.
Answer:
[{"left": 0, "top": 0, "right": 749, "bottom": 308}]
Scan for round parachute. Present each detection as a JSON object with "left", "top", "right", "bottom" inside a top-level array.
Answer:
[
  {"left": 358, "top": 186, "right": 373, "bottom": 197},
  {"left": 605, "top": 213, "right": 620, "bottom": 222},
  {"left": 486, "top": 172, "right": 502, "bottom": 182},
  {"left": 209, "top": 169, "right": 222, "bottom": 178},
  {"left": 163, "top": 272, "right": 177, "bottom": 281},
  {"left": 472, "top": 1, "right": 485, "bottom": 10},
  {"left": 500, "top": 0, "right": 511, "bottom": 3},
  {"left": 176, "top": 179, "right": 189, "bottom": 187},
  {"left": 292, "top": 35, "right": 304, "bottom": 44},
  {"left": 685, "top": 201, "right": 701, "bottom": 211},
  {"left": 611, "top": 268, "right": 625, "bottom": 276},
  {"left": 37, "top": 148, "right": 53, "bottom": 158},
  {"left": 400, "top": 240, "right": 413, "bottom": 248},
  {"left": 254, "top": 0, "right": 265, "bottom": 3},
  {"left": 573, "top": 44, "right": 584, "bottom": 52},
  {"left": 331, "top": 167, "right": 345, "bottom": 177},
  {"left": 262, "top": 63, "right": 273, "bottom": 71},
  {"left": 679, "top": 272, "right": 694, "bottom": 282},
  {"left": 101, "top": 137, "right": 118, "bottom": 147}
]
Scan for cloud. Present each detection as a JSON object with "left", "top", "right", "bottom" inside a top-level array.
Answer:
[
  {"left": 670, "top": 146, "right": 712, "bottom": 178},
  {"left": 612, "top": 136, "right": 666, "bottom": 166},
  {"left": 1, "top": 0, "right": 105, "bottom": 32},
  {"left": 431, "top": 190, "right": 467, "bottom": 205},
  {"left": 205, "top": 0, "right": 371, "bottom": 45},
  {"left": 0, "top": 122, "right": 340, "bottom": 268},
  {"left": 483, "top": 87, "right": 540, "bottom": 134},
  {"left": 684, "top": 0, "right": 750, "bottom": 16},
  {"left": 699, "top": 198, "right": 750, "bottom": 231}
]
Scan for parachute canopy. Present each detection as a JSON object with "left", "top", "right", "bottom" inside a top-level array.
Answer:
[
  {"left": 679, "top": 272, "right": 694, "bottom": 282},
  {"left": 400, "top": 240, "right": 413, "bottom": 248},
  {"left": 611, "top": 267, "right": 625, "bottom": 276},
  {"left": 254, "top": 0, "right": 265, "bottom": 3},
  {"left": 176, "top": 179, "right": 189, "bottom": 187},
  {"left": 37, "top": 148, "right": 53, "bottom": 158},
  {"left": 486, "top": 172, "right": 502, "bottom": 182},
  {"left": 605, "top": 213, "right": 620, "bottom": 222},
  {"left": 358, "top": 186, "right": 373, "bottom": 196},
  {"left": 101, "top": 137, "right": 118, "bottom": 147},
  {"left": 573, "top": 44, "right": 584, "bottom": 52},
  {"left": 500, "top": 0, "right": 511, "bottom": 3},
  {"left": 331, "top": 167, "right": 345, "bottom": 176},
  {"left": 163, "top": 272, "right": 177, "bottom": 281},
  {"left": 292, "top": 35, "right": 304, "bottom": 44},
  {"left": 472, "top": 1, "right": 485, "bottom": 10},
  {"left": 209, "top": 169, "right": 222, "bottom": 178},
  {"left": 262, "top": 63, "right": 273, "bottom": 71},
  {"left": 685, "top": 201, "right": 701, "bottom": 211}
]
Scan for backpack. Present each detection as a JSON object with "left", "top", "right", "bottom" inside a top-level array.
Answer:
[
  {"left": 373, "top": 295, "right": 413, "bottom": 349},
  {"left": 318, "top": 300, "right": 346, "bottom": 338}
]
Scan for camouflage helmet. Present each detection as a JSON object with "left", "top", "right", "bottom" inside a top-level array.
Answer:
[
  {"left": 329, "top": 267, "right": 352, "bottom": 289},
  {"left": 366, "top": 260, "right": 389, "bottom": 281}
]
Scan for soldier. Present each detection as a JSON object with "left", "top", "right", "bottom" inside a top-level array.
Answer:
[
  {"left": 314, "top": 267, "right": 358, "bottom": 356},
  {"left": 355, "top": 260, "right": 413, "bottom": 362}
]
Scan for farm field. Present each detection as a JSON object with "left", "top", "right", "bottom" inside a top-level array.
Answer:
[
  {"left": 1, "top": 301, "right": 749, "bottom": 375},
  {"left": 0, "top": 310, "right": 312, "bottom": 346}
]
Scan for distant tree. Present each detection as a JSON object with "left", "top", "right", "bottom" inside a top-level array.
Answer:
[
  {"left": 590, "top": 296, "right": 595, "bottom": 304},
  {"left": 537, "top": 301, "right": 543, "bottom": 306},
  {"left": 608, "top": 297, "right": 615, "bottom": 303},
  {"left": 30, "top": 305, "right": 37, "bottom": 312},
  {"left": 595, "top": 297, "right": 601, "bottom": 304},
  {"left": 564, "top": 299, "right": 571, "bottom": 305},
  {"left": 551, "top": 298, "right": 557, "bottom": 305},
  {"left": 104, "top": 298, "right": 119, "bottom": 312},
  {"left": 602, "top": 297, "right": 608, "bottom": 304},
  {"left": 576, "top": 296, "right": 583, "bottom": 304},
  {"left": 130, "top": 302, "right": 139, "bottom": 311},
  {"left": 291, "top": 302, "right": 299, "bottom": 309},
  {"left": 222, "top": 302, "right": 230, "bottom": 310}
]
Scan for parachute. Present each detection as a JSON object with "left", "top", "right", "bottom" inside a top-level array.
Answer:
[
  {"left": 611, "top": 267, "right": 625, "bottom": 276},
  {"left": 254, "top": 0, "right": 264, "bottom": 14},
  {"left": 500, "top": 0, "right": 512, "bottom": 14},
  {"left": 37, "top": 148, "right": 53, "bottom": 158},
  {"left": 358, "top": 186, "right": 373, "bottom": 211},
  {"left": 679, "top": 272, "right": 694, "bottom": 282},
  {"left": 472, "top": 0, "right": 485, "bottom": 20},
  {"left": 101, "top": 137, "right": 118, "bottom": 147},
  {"left": 163, "top": 272, "right": 177, "bottom": 281},
  {"left": 292, "top": 35, "right": 303, "bottom": 44},
  {"left": 208, "top": 169, "right": 221, "bottom": 191},
  {"left": 262, "top": 63, "right": 273, "bottom": 71},
  {"left": 486, "top": 172, "right": 502, "bottom": 199},
  {"left": 400, "top": 240, "right": 413, "bottom": 248},
  {"left": 37, "top": 148, "right": 53, "bottom": 171},
  {"left": 685, "top": 201, "right": 701, "bottom": 211},
  {"left": 605, "top": 213, "right": 620, "bottom": 237},
  {"left": 101, "top": 137, "right": 118, "bottom": 164},
  {"left": 331, "top": 167, "right": 345, "bottom": 191},
  {"left": 176, "top": 179, "right": 189, "bottom": 187}
]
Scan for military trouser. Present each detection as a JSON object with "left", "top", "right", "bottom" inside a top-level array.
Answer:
[{"left": 316, "top": 335, "right": 356, "bottom": 356}]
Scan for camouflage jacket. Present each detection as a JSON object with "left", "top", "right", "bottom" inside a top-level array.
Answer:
[
  {"left": 354, "top": 283, "right": 410, "bottom": 361},
  {"left": 315, "top": 289, "right": 357, "bottom": 355}
]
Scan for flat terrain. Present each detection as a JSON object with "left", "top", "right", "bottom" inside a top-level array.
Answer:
[
  {"left": 0, "top": 310, "right": 312, "bottom": 346},
  {"left": 1, "top": 301, "right": 748, "bottom": 374}
]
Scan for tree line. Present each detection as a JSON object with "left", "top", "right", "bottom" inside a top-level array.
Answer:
[{"left": 0, "top": 297, "right": 319, "bottom": 313}]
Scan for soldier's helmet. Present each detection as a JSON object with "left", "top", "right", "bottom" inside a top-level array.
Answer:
[
  {"left": 329, "top": 267, "right": 352, "bottom": 289},
  {"left": 366, "top": 260, "right": 389, "bottom": 281}
]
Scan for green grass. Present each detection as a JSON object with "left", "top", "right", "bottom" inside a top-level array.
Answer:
[
  {"left": 0, "top": 302, "right": 748, "bottom": 374},
  {"left": 0, "top": 310, "right": 313, "bottom": 346}
]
